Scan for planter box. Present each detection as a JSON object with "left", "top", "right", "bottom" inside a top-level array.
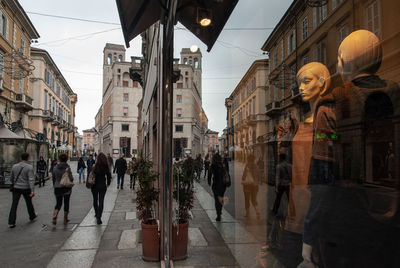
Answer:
[
  {"left": 141, "top": 222, "right": 160, "bottom": 261},
  {"left": 172, "top": 221, "right": 189, "bottom": 260}
]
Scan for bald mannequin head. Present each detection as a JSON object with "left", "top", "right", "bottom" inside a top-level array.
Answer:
[{"left": 338, "top": 30, "right": 382, "bottom": 81}]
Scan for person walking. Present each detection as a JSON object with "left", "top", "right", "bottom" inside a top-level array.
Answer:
[
  {"left": 203, "top": 154, "right": 210, "bottom": 179},
  {"left": 51, "top": 153, "right": 74, "bottom": 225},
  {"left": 107, "top": 153, "right": 114, "bottom": 173},
  {"left": 8, "top": 152, "right": 37, "bottom": 228},
  {"left": 86, "top": 154, "right": 95, "bottom": 181},
  {"left": 113, "top": 154, "right": 127, "bottom": 189},
  {"left": 36, "top": 156, "right": 47, "bottom": 187},
  {"left": 90, "top": 153, "right": 111, "bottom": 224},
  {"left": 77, "top": 157, "right": 86, "bottom": 183},
  {"left": 241, "top": 154, "right": 260, "bottom": 218},
  {"left": 50, "top": 159, "right": 58, "bottom": 175},
  {"left": 272, "top": 153, "right": 292, "bottom": 215},
  {"left": 195, "top": 154, "right": 203, "bottom": 182},
  {"left": 208, "top": 153, "right": 227, "bottom": 222},
  {"left": 128, "top": 156, "right": 138, "bottom": 189}
]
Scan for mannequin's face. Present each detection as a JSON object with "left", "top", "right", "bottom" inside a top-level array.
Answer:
[{"left": 298, "top": 70, "right": 322, "bottom": 102}]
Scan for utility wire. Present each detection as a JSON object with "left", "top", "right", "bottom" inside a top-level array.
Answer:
[
  {"left": 33, "top": 28, "right": 121, "bottom": 46},
  {"left": 27, "top": 11, "right": 121, "bottom": 25}
]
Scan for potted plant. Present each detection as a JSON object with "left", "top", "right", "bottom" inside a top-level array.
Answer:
[
  {"left": 172, "top": 157, "right": 195, "bottom": 260},
  {"left": 136, "top": 157, "right": 159, "bottom": 261}
]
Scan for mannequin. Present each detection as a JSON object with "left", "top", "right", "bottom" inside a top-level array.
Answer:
[
  {"left": 295, "top": 62, "right": 332, "bottom": 268},
  {"left": 308, "top": 29, "right": 400, "bottom": 267}
]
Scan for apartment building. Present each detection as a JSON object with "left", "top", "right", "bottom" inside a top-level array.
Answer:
[
  {"left": 230, "top": 59, "right": 269, "bottom": 162},
  {"left": 28, "top": 48, "right": 77, "bottom": 153},
  {"left": 0, "top": 0, "right": 39, "bottom": 128}
]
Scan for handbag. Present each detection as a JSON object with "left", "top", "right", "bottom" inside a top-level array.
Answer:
[
  {"left": 222, "top": 168, "right": 231, "bottom": 187},
  {"left": 86, "top": 166, "right": 96, "bottom": 188},
  {"left": 10, "top": 166, "right": 24, "bottom": 192},
  {"left": 60, "top": 168, "right": 74, "bottom": 188}
]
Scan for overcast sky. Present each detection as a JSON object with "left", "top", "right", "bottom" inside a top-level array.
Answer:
[{"left": 19, "top": 0, "right": 292, "bottom": 134}]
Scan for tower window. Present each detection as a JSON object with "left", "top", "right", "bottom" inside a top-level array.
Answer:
[
  {"left": 118, "top": 55, "right": 123, "bottom": 62},
  {"left": 107, "top": 54, "right": 112, "bottom": 65}
]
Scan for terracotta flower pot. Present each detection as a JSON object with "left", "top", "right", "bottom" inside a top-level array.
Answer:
[
  {"left": 172, "top": 221, "right": 189, "bottom": 260},
  {"left": 141, "top": 221, "right": 160, "bottom": 261}
]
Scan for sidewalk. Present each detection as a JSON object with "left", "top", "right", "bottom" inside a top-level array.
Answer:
[{"left": 46, "top": 177, "right": 284, "bottom": 267}]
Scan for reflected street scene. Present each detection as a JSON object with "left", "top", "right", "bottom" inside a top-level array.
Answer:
[{"left": 0, "top": 0, "right": 399, "bottom": 267}]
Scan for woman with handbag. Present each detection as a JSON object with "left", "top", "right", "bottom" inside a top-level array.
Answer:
[
  {"left": 52, "top": 153, "right": 74, "bottom": 224},
  {"left": 90, "top": 153, "right": 111, "bottom": 224},
  {"left": 207, "top": 153, "right": 227, "bottom": 222}
]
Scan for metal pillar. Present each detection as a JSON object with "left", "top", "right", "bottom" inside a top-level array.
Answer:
[{"left": 160, "top": 0, "right": 178, "bottom": 266}]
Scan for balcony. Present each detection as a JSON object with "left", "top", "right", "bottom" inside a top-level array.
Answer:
[
  {"left": 67, "top": 123, "right": 74, "bottom": 133},
  {"left": 15, "top": 94, "right": 33, "bottom": 112},
  {"left": 59, "top": 120, "right": 67, "bottom": 129},
  {"left": 266, "top": 101, "right": 282, "bottom": 116},
  {"left": 51, "top": 115, "right": 60, "bottom": 126},
  {"left": 42, "top": 110, "right": 53, "bottom": 122},
  {"left": 246, "top": 114, "right": 257, "bottom": 126}
]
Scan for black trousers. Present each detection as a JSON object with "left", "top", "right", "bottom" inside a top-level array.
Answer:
[
  {"left": 272, "top": 185, "right": 290, "bottom": 213},
  {"left": 8, "top": 188, "right": 36, "bottom": 225},
  {"left": 130, "top": 173, "right": 137, "bottom": 188},
  {"left": 54, "top": 188, "right": 71, "bottom": 212},
  {"left": 212, "top": 186, "right": 226, "bottom": 216},
  {"left": 91, "top": 188, "right": 106, "bottom": 219}
]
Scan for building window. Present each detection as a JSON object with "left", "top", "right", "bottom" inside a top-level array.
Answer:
[
  {"left": 287, "top": 29, "right": 296, "bottom": 55},
  {"left": 177, "top": 83, "right": 183, "bottom": 88},
  {"left": 302, "top": 17, "right": 308, "bottom": 41},
  {"left": 175, "top": 125, "right": 183, "bottom": 132},
  {"left": 183, "top": 58, "right": 187, "bottom": 64},
  {"left": 290, "top": 64, "right": 297, "bottom": 89},
  {"left": 0, "top": 54, "right": 4, "bottom": 79},
  {"left": 302, "top": 55, "right": 309, "bottom": 66},
  {"left": 176, "top": 108, "right": 182, "bottom": 118},
  {"left": 280, "top": 39, "right": 284, "bottom": 62},
  {"left": 366, "top": 0, "right": 381, "bottom": 37},
  {"left": 123, "top": 80, "right": 129, "bottom": 87},
  {"left": 133, "top": 81, "right": 139, "bottom": 87},
  {"left": 123, "top": 93, "right": 129, "bottom": 101},
  {"left": 332, "top": 0, "right": 344, "bottom": 10},
  {"left": 20, "top": 38, "right": 25, "bottom": 55},
  {"left": 123, "top": 107, "right": 128, "bottom": 116},
  {"left": 122, "top": 124, "right": 129, "bottom": 131},
  {"left": 177, "top": 95, "right": 182, "bottom": 103},
  {"left": 0, "top": 11, "right": 8, "bottom": 38},
  {"left": 313, "top": 41, "right": 326, "bottom": 64},
  {"left": 194, "top": 58, "right": 199, "bottom": 68},
  {"left": 273, "top": 51, "right": 278, "bottom": 69},
  {"left": 19, "top": 72, "right": 23, "bottom": 93},
  {"left": 44, "top": 92, "right": 48, "bottom": 110},
  {"left": 313, "top": 5, "right": 328, "bottom": 29},
  {"left": 338, "top": 24, "right": 349, "bottom": 45},
  {"left": 253, "top": 97, "right": 256, "bottom": 114},
  {"left": 56, "top": 84, "right": 61, "bottom": 96},
  {"left": 118, "top": 55, "right": 123, "bottom": 62},
  {"left": 107, "top": 54, "right": 112, "bottom": 64}
]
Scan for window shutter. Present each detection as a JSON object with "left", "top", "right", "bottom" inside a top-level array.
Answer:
[
  {"left": 292, "top": 29, "right": 296, "bottom": 50},
  {"left": 322, "top": 5, "right": 327, "bottom": 20},
  {"left": 332, "top": 0, "right": 337, "bottom": 10},
  {"left": 0, "top": 11, "right": 3, "bottom": 36},
  {"left": 287, "top": 35, "right": 291, "bottom": 55}
]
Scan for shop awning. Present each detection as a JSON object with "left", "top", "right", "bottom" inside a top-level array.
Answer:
[
  {"left": 115, "top": 0, "right": 239, "bottom": 51},
  {"left": 0, "top": 126, "right": 24, "bottom": 140}
]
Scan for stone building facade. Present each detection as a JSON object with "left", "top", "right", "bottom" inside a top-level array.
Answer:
[{"left": 95, "top": 43, "right": 142, "bottom": 158}]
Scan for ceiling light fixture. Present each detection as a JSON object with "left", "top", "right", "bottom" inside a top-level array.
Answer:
[{"left": 197, "top": 8, "right": 212, "bottom": 27}]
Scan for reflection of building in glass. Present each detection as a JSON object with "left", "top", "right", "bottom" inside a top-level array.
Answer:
[
  {"left": 261, "top": 0, "right": 400, "bottom": 186},
  {"left": 229, "top": 59, "right": 269, "bottom": 163}
]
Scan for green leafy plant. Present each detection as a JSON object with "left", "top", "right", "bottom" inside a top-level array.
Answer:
[
  {"left": 136, "top": 157, "right": 159, "bottom": 224},
  {"left": 173, "top": 157, "right": 195, "bottom": 224}
]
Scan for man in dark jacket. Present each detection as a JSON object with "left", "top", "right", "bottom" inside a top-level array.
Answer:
[
  {"left": 36, "top": 156, "right": 47, "bottom": 187},
  {"left": 113, "top": 154, "right": 127, "bottom": 189},
  {"left": 86, "top": 154, "right": 95, "bottom": 178}
]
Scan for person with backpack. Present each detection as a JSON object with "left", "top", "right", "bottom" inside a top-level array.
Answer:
[
  {"left": 51, "top": 153, "right": 74, "bottom": 225},
  {"left": 86, "top": 154, "right": 95, "bottom": 179},
  {"left": 128, "top": 156, "right": 138, "bottom": 189},
  {"left": 272, "top": 153, "right": 292, "bottom": 215},
  {"left": 90, "top": 153, "right": 111, "bottom": 224},
  {"left": 242, "top": 154, "right": 261, "bottom": 219},
  {"left": 203, "top": 153, "right": 210, "bottom": 179},
  {"left": 208, "top": 153, "right": 228, "bottom": 222},
  {"left": 36, "top": 156, "right": 47, "bottom": 187},
  {"left": 8, "top": 152, "right": 37, "bottom": 228}
]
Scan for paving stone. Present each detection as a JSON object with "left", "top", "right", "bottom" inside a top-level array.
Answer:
[
  {"left": 125, "top": 211, "right": 137, "bottom": 220},
  {"left": 188, "top": 228, "right": 208, "bottom": 247},
  {"left": 61, "top": 226, "right": 106, "bottom": 250},
  {"left": 118, "top": 229, "right": 140, "bottom": 249},
  {"left": 47, "top": 249, "right": 97, "bottom": 268}
]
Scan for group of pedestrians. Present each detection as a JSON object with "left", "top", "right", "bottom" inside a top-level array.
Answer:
[{"left": 7, "top": 151, "right": 139, "bottom": 228}]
